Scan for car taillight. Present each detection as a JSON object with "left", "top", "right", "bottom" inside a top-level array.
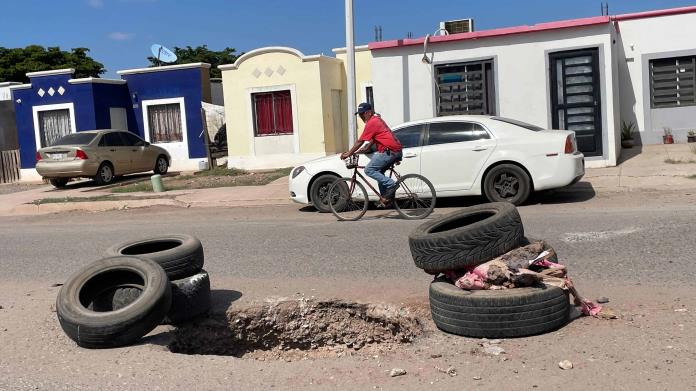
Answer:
[
  {"left": 35, "top": 151, "right": 42, "bottom": 161},
  {"left": 564, "top": 135, "right": 575, "bottom": 154},
  {"left": 75, "top": 150, "right": 88, "bottom": 160}
]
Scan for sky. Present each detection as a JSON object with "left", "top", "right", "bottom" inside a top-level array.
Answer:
[{"left": 1, "top": 0, "right": 695, "bottom": 78}]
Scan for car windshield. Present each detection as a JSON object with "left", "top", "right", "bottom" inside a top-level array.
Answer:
[
  {"left": 51, "top": 133, "right": 97, "bottom": 146},
  {"left": 491, "top": 117, "right": 544, "bottom": 132}
]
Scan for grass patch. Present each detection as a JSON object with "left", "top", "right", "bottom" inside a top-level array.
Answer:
[
  {"left": 110, "top": 167, "right": 293, "bottom": 193},
  {"left": 111, "top": 181, "right": 153, "bottom": 193},
  {"left": 665, "top": 158, "right": 696, "bottom": 164},
  {"left": 31, "top": 194, "right": 174, "bottom": 204}
]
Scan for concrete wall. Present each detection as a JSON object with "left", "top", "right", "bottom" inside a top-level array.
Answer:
[
  {"left": 220, "top": 47, "right": 345, "bottom": 169},
  {"left": 371, "top": 24, "right": 619, "bottom": 167},
  {"left": 616, "top": 12, "right": 696, "bottom": 144}
]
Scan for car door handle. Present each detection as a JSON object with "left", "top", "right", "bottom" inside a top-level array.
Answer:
[
  {"left": 132, "top": 149, "right": 138, "bottom": 152},
  {"left": 403, "top": 153, "right": 418, "bottom": 158},
  {"left": 472, "top": 146, "right": 488, "bottom": 151},
  {"left": 109, "top": 149, "right": 116, "bottom": 152}
]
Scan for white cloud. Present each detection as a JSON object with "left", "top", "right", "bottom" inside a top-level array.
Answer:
[
  {"left": 108, "top": 32, "right": 135, "bottom": 41},
  {"left": 87, "top": 0, "right": 104, "bottom": 8}
]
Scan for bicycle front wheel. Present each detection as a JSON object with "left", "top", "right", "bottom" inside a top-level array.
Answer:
[
  {"left": 328, "top": 178, "right": 369, "bottom": 221},
  {"left": 393, "top": 174, "right": 436, "bottom": 219}
]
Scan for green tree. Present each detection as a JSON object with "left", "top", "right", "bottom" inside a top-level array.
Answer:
[
  {"left": 0, "top": 46, "right": 105, "bottom": 83},
  {"left": 147, "top": 45, "right": 241, "bottom": 78}
]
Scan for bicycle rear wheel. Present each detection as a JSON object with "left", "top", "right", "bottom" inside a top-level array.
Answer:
[
  {"left": 393, "top": 174, "right": 436, "bottom": 219},
  {"left": 328, "top": 178, "right": 369, "bottom": 221}
]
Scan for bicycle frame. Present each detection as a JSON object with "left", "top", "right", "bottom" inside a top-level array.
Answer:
[{"left": 346, "top": 164, "right": 400, "bottom": 200}]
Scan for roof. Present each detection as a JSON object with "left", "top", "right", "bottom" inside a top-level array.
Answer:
[{"left": 368, "top": 5, "right": 696, "bottom": 51}]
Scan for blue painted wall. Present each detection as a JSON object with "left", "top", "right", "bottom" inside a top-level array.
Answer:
[
  {"left": 91, "top": 83, "right": 132, "bottom": 131},
  {"left": 12, "top": 73, "right": 104, "bottom": 168},
  {"left": 121, "top": 67, "right": 207, "bottom": 159},
  {"left": 12, "top": 66, "right": 209, "bottom": 169}
]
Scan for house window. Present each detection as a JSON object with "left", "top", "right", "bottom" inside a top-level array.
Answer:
[
  {"left": 252, "top": 90, "right": 293, "bottom": 136},
  {"left": 436, "top": 60, "right": 496, "bottom": 116},
  {"left": 650, "top": 56, "right": 696, "bottom": 108},
  {"left": 146, "top": 103, "right": 183, "bottom": 143},
  {"left": 38, "top": 109, "right": 72, "bottom": 147},
  {"left": 365, "top": 86, "right": 374, "bottom": 109}
]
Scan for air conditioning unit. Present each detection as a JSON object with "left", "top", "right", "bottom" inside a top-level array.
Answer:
[{"left": 440, "top": 18, "right": 474, "bottom": 34}]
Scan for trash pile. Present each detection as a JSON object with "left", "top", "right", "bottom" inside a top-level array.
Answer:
[
  {"left": 408, "top": 202, "right": 609, "bottom": 338},
  {"left": 56, "top": 234, "right": 211, "bottom": 348}
]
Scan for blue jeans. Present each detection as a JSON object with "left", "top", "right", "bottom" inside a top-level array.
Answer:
[{"left": 364, "top": 151, "right": 402, "bottom": 196}]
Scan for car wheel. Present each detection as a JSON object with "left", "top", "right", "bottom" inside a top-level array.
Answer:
[
  {"left": 310, "top": 174, "right": 339, "bottom": 213},
  {"left": 483, "top": 164, "right": 531, "bottom": 206},
  {"left": 429, "top": 277, "right": 570, "bottom": 338},
  {"left": 94, "top": 162, "right": 115, "bottom": 186},
  {"left": 154, "top": 155, "right": 169, "bottom": 175},
  {"left": 49, "top": 178, "right": 69, "bottom": 188}
]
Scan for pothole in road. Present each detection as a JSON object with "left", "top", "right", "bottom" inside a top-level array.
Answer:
[{"left": 168, "top": 298, "right": 423, "bottom": 359}]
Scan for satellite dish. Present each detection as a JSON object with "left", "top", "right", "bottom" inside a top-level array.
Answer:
[{"left": 150, "top": 44, "right": 178, "bottom": 65}]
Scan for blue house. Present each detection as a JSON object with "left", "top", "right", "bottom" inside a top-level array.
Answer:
[{"left": 10, "top": 63, "right": 212, "bottom": 180}]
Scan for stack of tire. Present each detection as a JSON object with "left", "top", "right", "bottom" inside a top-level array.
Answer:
[
  {"left": 408, "top": 202, "right": 570, "bottom": 338},
  {"left": 56, "top": 234, "right": 211, "bottom": 348}
]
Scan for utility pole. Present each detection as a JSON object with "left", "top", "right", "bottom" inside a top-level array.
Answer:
[{"left": 345, "top": 0, "right": 357, "bottom": 146}]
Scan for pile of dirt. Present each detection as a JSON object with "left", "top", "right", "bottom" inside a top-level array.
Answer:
[{"left": 169, "top": 298, "right": 423, "bottom": 359}]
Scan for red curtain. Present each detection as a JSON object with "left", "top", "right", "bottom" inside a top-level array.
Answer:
[
  {"left": 254, "top": 93, "right": 274, "bottom": 135},
  {"left": 253, "top": 91, "right": 293, "bottom": 135}
]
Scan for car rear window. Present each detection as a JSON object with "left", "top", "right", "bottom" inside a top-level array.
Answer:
[
  {"left": 51, "top": 133, "right": 97, "bottom": 146},
  {"left": 491, "top": 117, "right": 544, "bottom": 132}
]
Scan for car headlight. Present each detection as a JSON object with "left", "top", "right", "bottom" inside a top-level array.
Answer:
[{"left": 291, "top": 166, "right": 305, "bottom": 179}]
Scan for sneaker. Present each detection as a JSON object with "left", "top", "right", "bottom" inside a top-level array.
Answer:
[{"left": 382, "top": 185, "right": 398, "bottom": 201}]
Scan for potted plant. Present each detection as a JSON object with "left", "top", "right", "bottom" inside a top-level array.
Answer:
[
  {"left": 621, "top": 121, "right": 635, "bottom": 148},
  {"left": 663, "top": 127, "right": 675, "bottom": 144},
  {"left": 688, "top": 130, "right": 696, "bottom": 143}
]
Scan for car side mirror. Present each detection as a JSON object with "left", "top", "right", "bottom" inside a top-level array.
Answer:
[{"left": 144, "top": 141, "right": 150, "bottom": 147}]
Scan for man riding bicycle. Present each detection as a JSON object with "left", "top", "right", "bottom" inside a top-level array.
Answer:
[{"left": 340, "top": 102, "right": 403, "bottom": 203}]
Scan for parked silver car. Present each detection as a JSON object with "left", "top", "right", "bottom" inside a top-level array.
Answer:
[{"left": 36, "top": 129, "right": 170, "bottom": 188}]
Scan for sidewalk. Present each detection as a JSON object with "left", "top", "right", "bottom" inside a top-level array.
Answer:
[
  {"left": 1, "top": 144, "right": 695, "bottom": 216},
  {"left": 578, "top": 144, "right": 696, "bottom": 192}
]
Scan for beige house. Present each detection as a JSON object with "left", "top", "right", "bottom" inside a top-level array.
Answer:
[{"left": 219, "top": 46, "right": 372, "bottom": 169}]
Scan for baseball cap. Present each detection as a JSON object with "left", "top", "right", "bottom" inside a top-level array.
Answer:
[{"left": 355, "top": 102, "right": 372, "bottom": 115}]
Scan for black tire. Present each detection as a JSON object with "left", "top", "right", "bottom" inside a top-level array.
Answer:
[
  {"left": 393, "top": 174, "right": 436, "bottom": 220},
  {"left": 163, "top": 270, "right": 212, "bottom": 325},
  {"left": 56, "top": 256, "right": 171, "bottom": 348},
  {"left": 105, "top": 234, "right": 204, "bottom": 280},
  {"left": 310, "top": 174, "right": 340, "bottom": 213},
  {"left": 154, "top": 155, "right": 169, "bottom": 175},
  {"left": 429, "top": 278, "right": 570, "bottom": 338},
  {"left": 94, "top": 270, "right": 212, "bottom": 325},
  {"left": 94, "top": 162, "right": 115, "bottom": 186},
  {"left": 409, "top": 202, "right": 524, "bottom": 272},
  {"left": 483, "top": 164, "right": 531, "bottom": 206},
  {"left": 49, "top": 178, "right": 69, "bottom": 188}
]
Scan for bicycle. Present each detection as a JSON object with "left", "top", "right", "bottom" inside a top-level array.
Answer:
[{"left": 327, "top": 154, "right": 436, "bottom": 221}]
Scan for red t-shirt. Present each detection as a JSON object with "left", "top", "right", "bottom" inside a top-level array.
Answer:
[{"left": 359, "top": 115, "right": 402, "bottom": 153}]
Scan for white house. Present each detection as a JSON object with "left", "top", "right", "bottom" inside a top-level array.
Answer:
[{"left": 368, "top": 6, "right": 696, "bottom": 168}]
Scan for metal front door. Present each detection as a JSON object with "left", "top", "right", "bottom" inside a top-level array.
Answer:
[{"left": 549, "top": 48, "right": 602, "bottom": 157}]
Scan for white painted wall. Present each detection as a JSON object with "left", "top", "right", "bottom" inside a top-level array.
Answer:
[
  {"left": 372, "top": 24, "right": 619, "bottom": 167},
  {"left": 615, "top": 12, "right": 696, "bottom": 145}
]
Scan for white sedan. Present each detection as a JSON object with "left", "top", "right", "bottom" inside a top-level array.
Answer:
[{"left": 289, "top": 115, "right": 584, "bottom": 212}]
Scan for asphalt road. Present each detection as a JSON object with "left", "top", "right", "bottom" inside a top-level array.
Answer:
[{"left": 2, "top": 189, "right": 695, "bottom": 286}]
